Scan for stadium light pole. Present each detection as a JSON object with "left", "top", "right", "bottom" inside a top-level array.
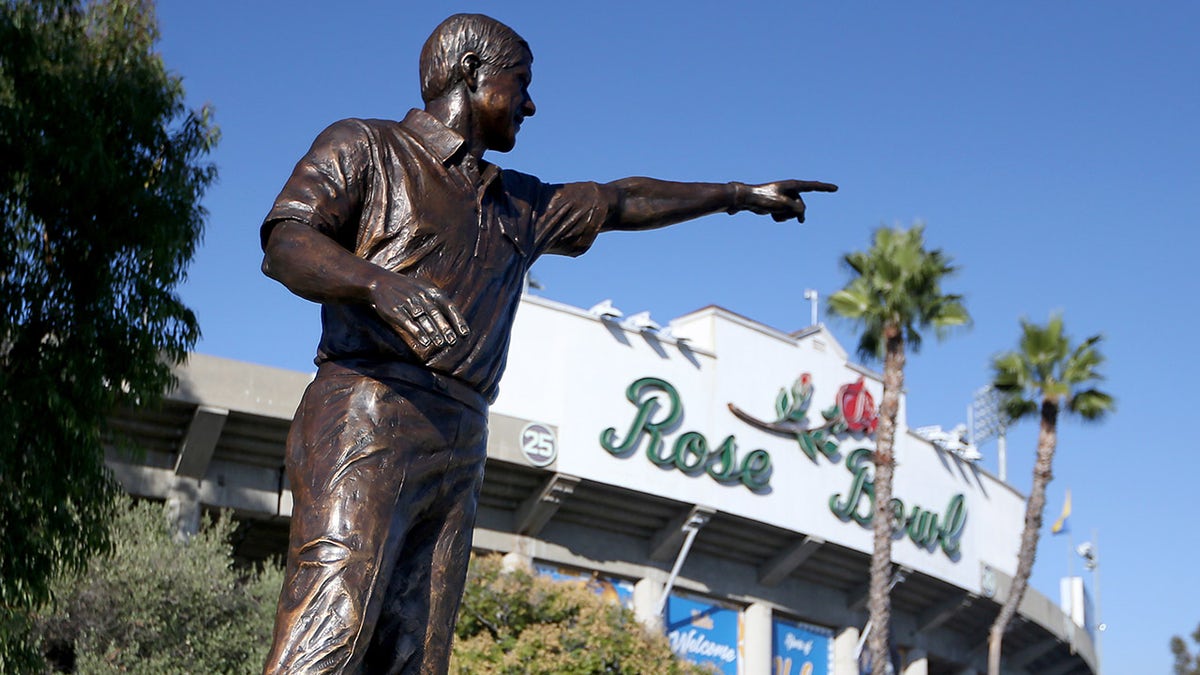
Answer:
[{"left": 970, "top": 385, "right": 1010, "bottom": 482}]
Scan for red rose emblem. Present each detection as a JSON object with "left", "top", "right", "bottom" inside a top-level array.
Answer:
[{"left": 837, "top": 377, "right": 878, "bottom": 434}]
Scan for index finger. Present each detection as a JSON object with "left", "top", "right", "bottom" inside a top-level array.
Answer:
[{"left": 792, "top": 181, "right": 838, "bottom": 193}]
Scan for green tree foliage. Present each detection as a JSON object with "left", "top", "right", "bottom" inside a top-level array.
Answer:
[
  {"left": 827, "top": 223, "right": 969, "bottom": 674},
  {"left": 985, "top": 314, "right": 1114, "bottom": 675},
  {"left": 1173, "top": 623, "right": 1200, "bottom": 675},
  {"left": 33, "top": 496, "right": 284, "bottom": 674},
  {"left": 452, "top": 555, "right": 710, "bottom": 674},
  {"left": 0, "top": 0, "right": 216, "bottom": 664}
]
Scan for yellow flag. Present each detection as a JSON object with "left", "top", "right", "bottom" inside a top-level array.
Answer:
[{"left": 1051, "top": 489, "right": 1071, "bottom": 535}]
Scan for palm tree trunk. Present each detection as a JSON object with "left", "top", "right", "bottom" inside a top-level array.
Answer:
[
  {"left": 987, "top": 398, "right": 1059, "bottom": 675},
  {"left": 868, "top": 328, "right": 904, "bottom": 675}
]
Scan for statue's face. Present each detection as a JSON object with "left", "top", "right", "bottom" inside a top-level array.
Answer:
[{"left": 472, "top": 53, "right": 535, "bottom": 153}]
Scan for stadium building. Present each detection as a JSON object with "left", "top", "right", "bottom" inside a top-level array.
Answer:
[{"left": 107, "top": 294, "right": 1099, "bottom": 674}]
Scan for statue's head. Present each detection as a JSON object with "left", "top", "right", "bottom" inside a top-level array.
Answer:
[
  {"left": 420, "top": 14, "right": 531, "bottom": 104},
  {"left": 420, "top": 14, "right": 535, "bottom": 153}
]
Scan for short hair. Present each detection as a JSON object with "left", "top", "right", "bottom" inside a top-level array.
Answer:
[{"left": 419, "top": 14, "right": 531, "bottom": 103}]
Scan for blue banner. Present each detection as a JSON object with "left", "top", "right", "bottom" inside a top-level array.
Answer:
[
  {"left": 666, "top": 594, "right": 741, "bottom": 674},
  {"left": 772, "top": 617, "right": 831, "bottom": 675}
]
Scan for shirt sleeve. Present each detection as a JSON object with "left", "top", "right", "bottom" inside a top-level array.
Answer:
[
  {"left": 528, "top": 179, "right": 619, "bottom": 259},
  {"left": 260, "top": 119, "right": 373, "bottom": 251}
]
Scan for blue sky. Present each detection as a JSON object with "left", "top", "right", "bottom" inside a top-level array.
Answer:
[{"left": 156, "top": 2, "right": 1199, "bottom": 672}]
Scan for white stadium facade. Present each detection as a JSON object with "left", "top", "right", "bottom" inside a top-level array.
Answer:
[{"left": 106, "top": 294, "right": 1099, "bottom": 675}]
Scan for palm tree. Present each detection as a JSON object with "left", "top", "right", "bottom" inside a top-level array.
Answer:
[
  {"left": 987, "top": 315, "right": 1114, "bottom": 675},
  {"left": 828, "top": 224, "right": 969, "bottom": 675}
]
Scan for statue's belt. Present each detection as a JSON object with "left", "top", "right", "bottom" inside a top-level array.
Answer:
[{"left": 317, "top": 359, "right": 488, "bottom": 415}]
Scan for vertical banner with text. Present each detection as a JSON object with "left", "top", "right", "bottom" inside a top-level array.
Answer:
[
  {"left": 771, "top": 617, "right": 832, "bottom": 675},
  {"left": 666, "top": 594, "right": 742, "bottom": 674}
]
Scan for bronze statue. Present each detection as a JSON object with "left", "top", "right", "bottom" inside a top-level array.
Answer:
[{"left": 260, "top": 13, "right": 836, "bottom": 674}]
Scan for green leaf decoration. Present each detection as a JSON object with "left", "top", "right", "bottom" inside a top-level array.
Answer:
[
  {"left": 795, "top": 432, "right": 818, "bottom": 461},
  {"left": 775, "top": 388, "right": 790, "bottom": 423}
]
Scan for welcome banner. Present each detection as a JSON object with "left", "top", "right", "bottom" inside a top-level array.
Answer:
[{"left": 666, "top": 594, "right": 742, "bottom": 674}]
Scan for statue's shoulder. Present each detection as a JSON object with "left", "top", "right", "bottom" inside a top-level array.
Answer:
[
  {"left": 310, "top": 118, "right": 403, "bottom": 146},
  {"left": 498, "top": 167, "right": 545, "bottom": 193}
]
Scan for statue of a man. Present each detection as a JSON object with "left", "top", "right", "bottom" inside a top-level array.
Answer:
[{"left": 260, "top": 13, "right": 836, "bottom": 674}]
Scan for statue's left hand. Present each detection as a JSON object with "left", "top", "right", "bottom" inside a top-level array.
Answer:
[{"left": 739, "top": 180, "right": 838, "bottom": 224}]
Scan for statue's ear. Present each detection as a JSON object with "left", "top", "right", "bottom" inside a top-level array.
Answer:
[{"left": 460, "top": 52, "right": 482, "bottom": 90}]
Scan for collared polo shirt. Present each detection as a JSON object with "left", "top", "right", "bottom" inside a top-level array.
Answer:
[{"left": 262, "top": 109, "right": 616, "bottom": 401}]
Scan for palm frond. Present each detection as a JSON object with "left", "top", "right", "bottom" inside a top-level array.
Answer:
[
  {"left": 991, "top": 349, "right": 1038, "bottom": 421},
  {"left": 828, "top": 286, "right": 871, "bottom": 321},
  {"left": 1069, "top": 388, "right": 1115, "bottom": 421},
  {"left": 1001, "top": 395, "right": 1039, "bottom": 422},
  {"left": 930, "top": 296, "right": 971, "bottom": 339},
  {"left": 992, "top": 351, "right": 1031, "bottom": 389},
  {"left": 1062, "top": 334, "right": 1106, "bottom": 384},
  {"left": 856, "top": 323, "right": 886, "bottom": 362}
]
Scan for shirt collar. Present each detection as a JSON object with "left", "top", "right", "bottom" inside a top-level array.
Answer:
[
  {"left": 401, "top": 108, "right": 504, "bottom": 193},
  {"left": 401, "top": 108, "right": 466, "bottom": 165},
  {"left": 402, "top": 109, "right": 503, "bottom": 186}
]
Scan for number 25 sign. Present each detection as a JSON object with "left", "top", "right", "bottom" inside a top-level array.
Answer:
[{"left": 521, "top": 423, "right": 558, "bottom": 467}]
